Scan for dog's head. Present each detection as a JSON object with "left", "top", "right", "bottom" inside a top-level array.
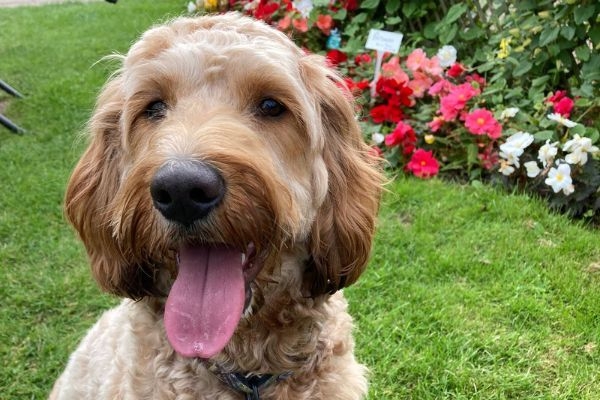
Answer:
[{"left": 65, "top": 13, "right": 382, "bottom": 359}]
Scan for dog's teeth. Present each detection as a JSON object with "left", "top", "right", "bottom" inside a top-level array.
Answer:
[{"left": 241, "top": 253, "right": 246, "bottom": 264}]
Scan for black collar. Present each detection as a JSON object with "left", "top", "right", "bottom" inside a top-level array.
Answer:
[{"left": 206, "top": 362, "right": 292, "bottom": 400}]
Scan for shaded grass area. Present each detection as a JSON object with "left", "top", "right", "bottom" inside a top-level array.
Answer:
[{"left": 1, "top": 2, "right": 600, "bottom": 399}]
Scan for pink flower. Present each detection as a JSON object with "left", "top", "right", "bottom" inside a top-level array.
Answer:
[
  {"left": 439, "top": 83, "right": 479, "bottom": 121},
  {"left": 428, "top": 79, "right": 453, "bottom": 97},
  {"left": 406, "top": 149, "right": 440, "bottom": 178},
  {"left": 408, "top": 71, "right": 433, "bottom": 98},
  {"left": 292, "top": 17, "right": 308, "bottom": 32},
  {"left": 553, "top": 96, "right": 574, "bottom": 117},
  {"left": 423, "top": 56, "right": 443, "bottom": 77},
  {"left": 406, "top": 49, "right": 428, "bottom": 72},
  {"left": 381, "top": 56, "right": 409, "bottom": 84},
  {"left": 316, "top": 14, "right": 333, "bottom": 36},
  {"left": 277, "top": 14, "right": 292, "bottom": 30},
  {"left": 428, "top": 116, "right": 445, "bottom": 132},
  {"left": 464, "top": 108, "right": 502, "bottom": 139}
]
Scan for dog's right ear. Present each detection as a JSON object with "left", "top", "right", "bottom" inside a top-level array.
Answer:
[{"left": 65, "top": 77, "right": 155, "bottom": 299}]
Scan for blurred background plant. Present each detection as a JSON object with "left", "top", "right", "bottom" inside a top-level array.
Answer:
[{"left": 188, "top": 0, "right": 600, "bottom": 222}]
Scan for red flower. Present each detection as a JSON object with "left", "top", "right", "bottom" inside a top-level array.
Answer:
[
  {"left": 370, "top": 104, "right": 403, "bottom": 124},
  {"left": 548, "top": 90, "right": 567, "bottom": 104},
  {"left": 316, "top": 14, "right": 333, "bottom": 36},
  {"left": 253, "top": 1, "right": 279, "bottom": 21},
  {"left": 385, "top": 121, "right": 417, "bottom": 155},
  {"left": 406, "top": 149, "right": 440, "bottom": 178},
  {"left": 354, "top": 53, "right": 372, "bottom": 65},
  {"left": 446, "top": 63, "right": 465, "bottom": 78},
  {"left": 326, "top": 49, "right": 347, "bottom": 66},
  {"left": 375, "top": 77, "right": 413, "bottom": 107},
  {"left": 341, "top": 0, "right": 358, "bottom": 11},
  {"left": 553, "top": 96, "right": 574, "bottom": 117}
]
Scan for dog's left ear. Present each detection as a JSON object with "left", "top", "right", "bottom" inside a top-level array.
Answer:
[{"left": 301, "top": 55, "right": 383, "bottom": 297}]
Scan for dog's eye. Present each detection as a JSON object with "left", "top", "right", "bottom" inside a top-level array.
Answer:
[
  {"left": 145, "top": 100, "right": 168, "bottom": 120},
  {"left": 257, "top": 98, "right": 286, "bottom": 118}
]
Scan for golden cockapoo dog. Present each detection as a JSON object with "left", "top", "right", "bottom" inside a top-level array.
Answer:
[{"left": 50, "top": 13, "right": 382, "bottom": 400}]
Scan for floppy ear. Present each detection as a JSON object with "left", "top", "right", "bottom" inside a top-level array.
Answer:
[
  {"left": 301, "top": 55, "right": 383, "bottom": 297},
  {"left": 65, "top": 77, "right": 158, "bottom": 299}
]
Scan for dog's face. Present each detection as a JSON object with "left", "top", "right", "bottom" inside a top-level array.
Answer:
[{"left": 65, "top": 14, "right": 381, "bottom": 359}]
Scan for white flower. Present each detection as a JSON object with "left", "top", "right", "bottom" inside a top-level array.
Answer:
[
  {"left": 565, "top": 149, "right": 588, "bottom": 166},
  {"left": 563, "top": 134, "right": 599, "bottom": 166},
  {"left": 187, "top": 1, "right": 197, "bottom": 13},
  {"left": 436, "top": 45, "right": 457, "bottom": 68},
  {"left": 547, "top": 113, "right": 578, "bottom": 128},
  {"left": 538, "top": 140, "right": 559, "bottom": 167},
  {"left": 524, "top": 161, "right": 541, "bottom": 178},
  {"left": 545, "top": 163, "right": 574, "bottom": 195},
  {"left": 499, "top": 131, "right": 534, "bottom": 158},
  {"left": 499, "top": 160, "right": 516, "bottom": 176},
  {"left": 371, "top": 132, "right": 384, "bottom": 145},
  {"left": 293, "top": 0, "right": 314, "bottom": 18},
  {"left": 499, "top": 107, "right": 519, "bottom": 119},
  {"left": 499, "top": 150, "right": 521, "bottom": 168}
]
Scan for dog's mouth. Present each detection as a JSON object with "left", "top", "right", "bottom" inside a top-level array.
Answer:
[{"left": 164, "top": 242, "right": 258, "bottom": 359}]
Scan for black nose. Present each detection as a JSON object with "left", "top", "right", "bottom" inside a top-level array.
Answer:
[{"left": 150, "top": 160, "right": 225, "bottom": 225}]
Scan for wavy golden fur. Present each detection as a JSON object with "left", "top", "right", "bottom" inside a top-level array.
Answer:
[{"left": 50, "top": 13, "right": 382, "bottom": 400}]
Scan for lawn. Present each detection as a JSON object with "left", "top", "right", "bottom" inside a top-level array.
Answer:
[{"left": 1, "top": 1, "right": 600, "bottom": 399}]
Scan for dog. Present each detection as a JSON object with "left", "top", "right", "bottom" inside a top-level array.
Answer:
[{"left": 50, "top": 13, "right": 382, "bottom": 400}]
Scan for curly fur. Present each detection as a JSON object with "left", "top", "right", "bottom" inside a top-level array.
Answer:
[{"left": 50, "top": 13, "right": 382, "bottom": 400}]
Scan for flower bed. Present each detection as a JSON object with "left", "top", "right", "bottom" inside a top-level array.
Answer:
[{"left": 189, "top": 0, "right": 600, "bottom": 222}]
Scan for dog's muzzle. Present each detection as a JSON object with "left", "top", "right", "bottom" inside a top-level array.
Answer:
[{"left": 150, "top": 160, "right": 225, "bottom": 226}]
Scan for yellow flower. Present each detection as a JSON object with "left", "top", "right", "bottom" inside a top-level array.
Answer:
[
  {"left": 425, "top": 134, "right": 435, "bottom": 144},
  {"left": 204, "top": 0, "right": 218, "bottom": 11},
  {"left": 498, "top": 38, "right": 511, "bottom": 59}
]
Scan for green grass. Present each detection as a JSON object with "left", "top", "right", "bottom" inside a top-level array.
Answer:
[{"left": 1, "top": 2, "right": 600, "bottom": 399}]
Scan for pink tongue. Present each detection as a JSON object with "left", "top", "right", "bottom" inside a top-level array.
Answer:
[{"left": 164, "top": 245, "right": 245, "bottom": 359}]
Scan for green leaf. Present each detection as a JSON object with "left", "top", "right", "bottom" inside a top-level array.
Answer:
[
  {"left": 438, "top": 24, "right": 458, "bottom": 44},
  {"left": 574, "top": 4, "right": 596, "bottom": 24},
  {"left": 460, "top": 26, "right": 484, "bottom": 41},
  {"left": 590, "top": 25, "right": 600, "bottom": 47},
  {"left": 385, "top": 16, "right": 402, "bottom": 25},
  {"left": 538, "top": 26, "right": 560, "bottom": 47},
  {"left": 513, "top": 61, "right": 533, "bottom": 76},
  {"left": 575, "top": 45, "right": 591, "bottom": 62},
  {"left": 585, "top": 128, "right": 600, "bottom": 144},
  {"left": 444, "top": 3, "right": 469, "bottom": 25},
  {"left": 361, "top": 0, "right": 380, "bottom": 10},
  {"left": 531, "top": 76, "right": 550, "bottom": 88},
  {"left": 351, "top": 13, "right": 368, "bottom": 23},
  {"left": 312, "top": 0, "right": 329, "bottom": 6},
  {"left": 534, "top": 130, "right": 555, "bottom": 142},
  {"left": 581, "top": 54, "right": 600, "bottom": 81},
  {"left": 333, "top": 9, "right": 347, "bottom": 20},
  {"left": 571, "top": 124, "right": 586, "bottom": 136},
  {"left": 385, "top": 0, "right": 401, "bottom": 14},
  {"left": 401, "top": 2, "right": 418, "bottom": 18},
  {"left": 467, "top": 143, "right": 479, "bottom": 168},
  {"left": 423, "top": 22, "right": 437, "bottom": 40},
  {"left": 560, "top": 26, "right": 576, "bottom": 41}
]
